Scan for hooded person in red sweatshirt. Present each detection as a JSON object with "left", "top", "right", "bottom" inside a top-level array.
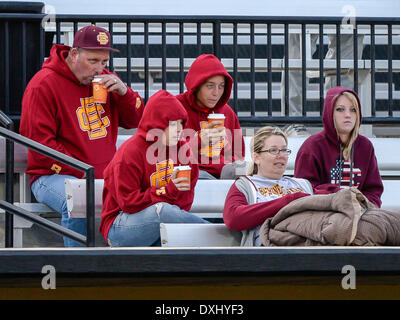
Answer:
[
  {"left": 176, "top": 54, "right": 245, "bottom": 179},
  {"left": 19, "top": 25, "right": 144, "bottom": 247},
  {"left": 100, "top": 90, "right": 209, "bottom": 247},
  {"left": 294, "top": 86, "right": 383, "bottom": 207}
]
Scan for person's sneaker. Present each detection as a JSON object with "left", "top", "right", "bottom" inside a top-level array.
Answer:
[{"left": 283, "top": 124, "right": 311, "bottom": 137}]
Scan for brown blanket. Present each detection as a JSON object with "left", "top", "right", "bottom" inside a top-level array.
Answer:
[{"left": 260, "top": 188, "right": 400, "bottom": 246}]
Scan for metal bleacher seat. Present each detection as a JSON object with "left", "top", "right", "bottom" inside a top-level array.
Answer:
[{"left": 160, "top": 223, "right": 242, "bottom": 247}]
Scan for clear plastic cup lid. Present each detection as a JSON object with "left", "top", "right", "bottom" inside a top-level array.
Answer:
[
  {"left": 207, "top": 113, "right": 225, "bottom": 119},
  {"left": 173, "top": 165, "right": 191, "bottom": 171},
  {"left": 92, "top": 78, "right": 102, "bottom": 83}
]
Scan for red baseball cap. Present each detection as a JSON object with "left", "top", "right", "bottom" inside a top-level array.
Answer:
[{"left": 73, "top": 25, "right": 119, "bottom": 52}]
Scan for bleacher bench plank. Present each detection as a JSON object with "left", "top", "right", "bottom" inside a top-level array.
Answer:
[{"left": 160, "top": 223, "right": 242, "bottom": 247}]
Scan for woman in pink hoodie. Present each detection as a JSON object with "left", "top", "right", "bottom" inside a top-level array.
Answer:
[{"left": 294, "top": 86, "right": 383, "bottom": 207}]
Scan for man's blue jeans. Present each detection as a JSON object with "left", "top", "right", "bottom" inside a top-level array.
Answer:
[
  {"left": 107, "top": 202, "right": 209, "bottom": 247},
  {"left": 31, "top": 174, "right": 85, "bottom": 247}
]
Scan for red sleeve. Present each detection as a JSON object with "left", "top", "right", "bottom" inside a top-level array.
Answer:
[
  {"left": 105, "top": 71, "right": 144, "bottom": 129},
  {"left": 223, "top": 183, "right": 310, "bottom": 231},
  {"left": 20, "top": 86, "right": 84, "bottom": 178},
  {"left": 294, "top": 147, "right": 340, "bottom": 194},
  {"left": 221, "top": 114, "right": 245, "bottom": 163},
  {"left": 314, "top": 183, "right": 341, "bottom": 193},
  {"left": 313, "top": 188, "right": 333, "bottom": 195},
  {"left": 233, "top": 115, "right": 245, "bottom": 161},
  {"left": 186, "top": 129, "right": 228, "bottom": 179},
  {"left": 359, "top": 152, "right": 383, "bottom": 208},
  {"left": 111, "top": 161, "right": 179, "bottom": 214},
  {"left": 208, "top": 115, "right": 245, "bottom": 178}
]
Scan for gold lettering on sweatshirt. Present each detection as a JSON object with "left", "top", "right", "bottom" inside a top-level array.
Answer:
[
  {"left": 76, "top": 97, "right": 110, "bottom": 140},
  {"left": 258, "top": 184, "right": 303, "bottom": 197},
  {"left": 135, "top": 97, "right": 141, "bottom": 109},
  {"left": 150, "top": 160, "right": 174, "bottom": 187},
  {"left": 156, "top": 187, "right": 166, "bottom": 196},
  {"left": 51, "top": 164, "right": 62, "bottom": 174}
]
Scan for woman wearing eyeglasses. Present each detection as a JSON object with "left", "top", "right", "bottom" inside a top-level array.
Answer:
[
  {"left": 294, "top": 86, "right": 383, "bottom": 208},
  {"left": 223, "top": 126, "right": 313, "bottom": 246}
]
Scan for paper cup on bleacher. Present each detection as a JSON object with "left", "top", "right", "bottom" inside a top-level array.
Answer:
[
  {"left": 207, "top": 113, "right": 225, "bottom": 128},
  {"left": 173, "top": 165, "right": 191, "bottom": 188},
  {"left": 92, "top": 78, "right": 108, "bottom": 104}
]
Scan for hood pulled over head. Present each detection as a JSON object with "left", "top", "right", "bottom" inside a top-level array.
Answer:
[
  {"left": 184, "top": 54, "right": 233, "bottom": 112},
  {"left": 137, "top": 89, "right": 188, "bottom": 137},
  {"left": 322, "top": 86, "right": 362, "bottom": 144}
]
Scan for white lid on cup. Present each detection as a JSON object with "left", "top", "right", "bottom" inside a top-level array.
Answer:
[
  {"left": 173, "top": 165, "right": 191, "bottom": 171},
  {"left": 92, "top": 78, "right": 102, "bottom": 83},
  {"left": 207, "top": 113, "right": 225, "bottom": 120}
]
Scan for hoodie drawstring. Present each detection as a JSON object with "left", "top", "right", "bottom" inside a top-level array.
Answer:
[
  {"left": 338, "top": 144, "right": 354, "bottom": 188},
  {"left": 349, "top": 146, "right": 354, "bottom": 187},
  {"left": 339, "top": 147, "right": 343, "bottom": 189}
]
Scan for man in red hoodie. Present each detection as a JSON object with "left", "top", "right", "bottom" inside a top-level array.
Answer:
[
  {"left": 20, "top": 25, "right": 144, "bottom": 247},
  {"left": 176, "top": 54, "right": 245, "bottom": 179}
]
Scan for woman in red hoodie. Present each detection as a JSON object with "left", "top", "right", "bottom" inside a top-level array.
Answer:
[
  {"left": 100, "top": 90, "right": 209, "bottom": 247},
  {"left": 294, "top": 86, "right": 383, "bottom": 207},
  {"left": 176, "top": 54, "right": 245, "bottom": 179}
]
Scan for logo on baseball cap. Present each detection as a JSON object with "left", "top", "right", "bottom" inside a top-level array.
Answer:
[{"left": 73, "top": 25, "right": 119, "bottom": 52}]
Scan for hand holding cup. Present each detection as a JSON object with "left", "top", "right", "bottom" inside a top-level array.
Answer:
[
  {"left": 199, "top": 114, "right": 226, "bottom": 148},
  {"left": 171, "top": 166, "right": 191, "bottom": 191},
  {"left": 93, "top": 74, "right": 127, "bottom": 97}
]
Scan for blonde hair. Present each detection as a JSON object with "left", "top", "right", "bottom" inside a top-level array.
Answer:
[
  {"left": 247, "top": 126, "right": 288, "bottom": 176},
  {"left": 333, "top": 91, "right": 360, "bottom": 160}
]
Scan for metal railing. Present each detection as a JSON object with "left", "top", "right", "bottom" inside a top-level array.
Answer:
[
  {"left": 1, "top": 14, "right": 399, "bottom": 126},
  {"left": 0, "top": 110, "right": 96, "bottom": 247},
  {"left": 0, "top": 110, "right": 14, "bottom": 247}
]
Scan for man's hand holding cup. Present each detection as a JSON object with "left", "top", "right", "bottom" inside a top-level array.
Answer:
[{"left": 93, "top": 74, "right": 127, "bottom": 98}]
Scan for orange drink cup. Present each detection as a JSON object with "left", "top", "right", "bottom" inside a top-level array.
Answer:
[
  {"left": 173, "top": 165, "right": 191, "bottom": 187},
  {"left": 207, "top": 113, "right": 225, "bottom": 128},
  {"left": 92, "top": 78, "right": 108, "bottom": 104},
  {"left": 207, "top": 113, "right": 225, "bottom": 157}
]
